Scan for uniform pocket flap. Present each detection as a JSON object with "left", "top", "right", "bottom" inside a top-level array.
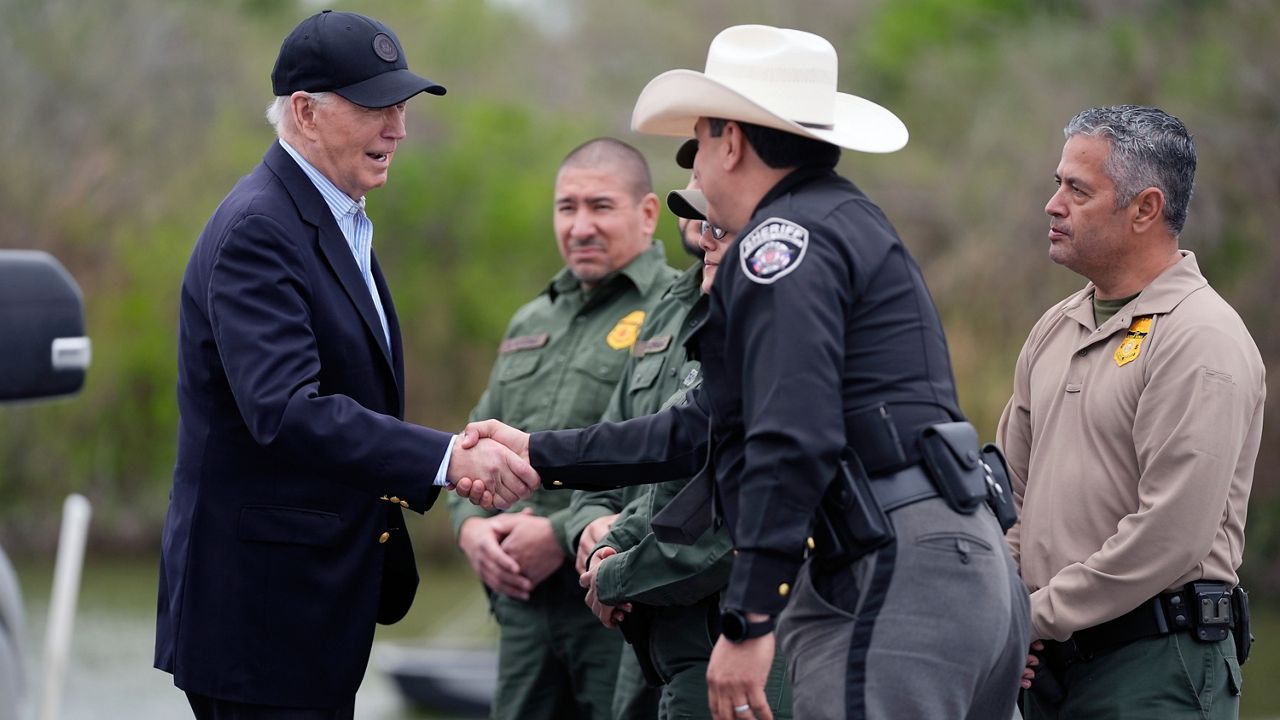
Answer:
[
  {"left": 629, "top": 356, "right": 664, "bottom": 392},
  {"left": 498, "top": 351, "right": 542, "bottom": 382},
  {"left": 1226, "top": 655, "right": 1243, "bottom": 696},
  {"left": 238, "top": 505, "right": 343, "bottom": 547},
  {"left": 570, "top": 349, "right": 626, "bottom": 383}
]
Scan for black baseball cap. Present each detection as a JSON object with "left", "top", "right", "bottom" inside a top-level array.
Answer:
[
  {"left": 676, "top": 139, "right": 698, "bottom": 169},
  {"left": 272, "top": 10, "right": 446, "bottom": 109}
]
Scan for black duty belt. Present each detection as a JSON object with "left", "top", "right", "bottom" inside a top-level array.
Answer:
[
  {"left": 1046, "top": 581, "right": 1236, "bottom": 665},
  {"left": 867, "top": 465, "right": 938, "bottom": 513}
]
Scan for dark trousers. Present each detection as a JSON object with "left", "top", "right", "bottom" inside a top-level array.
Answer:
[
  {"left": 1023, "top": 632, "right": 1242, "bottom": 720},
  {"left": 186, "top": 693, "right": 355, "bottom": 720}
]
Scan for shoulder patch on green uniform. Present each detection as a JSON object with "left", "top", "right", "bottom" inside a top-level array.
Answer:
[
  {"left": 500, "top": 332, "right": 549, "bottom": 354},
  {"left": 739, "top": 217, "right": 809, "bottom": 285}
]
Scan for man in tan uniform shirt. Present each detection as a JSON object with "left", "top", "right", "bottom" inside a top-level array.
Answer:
[{"left": 998, "top": 106, "right": 1265, "bottom": 719}]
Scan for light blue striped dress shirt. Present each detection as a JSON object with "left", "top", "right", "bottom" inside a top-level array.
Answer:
[
  {"left": 279, "top": 139, "right": 454, "bottom": 487},
  {"left": 279, "top": 139, "right": 390, "bottom": 349}
]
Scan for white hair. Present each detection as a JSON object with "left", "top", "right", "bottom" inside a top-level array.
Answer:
[{"left": 265, "top": 92, "right": 334, "bottom": 137}]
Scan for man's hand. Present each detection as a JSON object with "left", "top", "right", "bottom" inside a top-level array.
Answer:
[
  {"left": 457, "top": 513, "right": 534, "bottom": 600},
  {"left": 447, "top": 432, "right": 538, "bottom": 510},
  {"left": 498, "top": 511, "right": 565, "bottom": 588},
  {"left": 579, "top": 546, "right": 630, "bottom": 628},
  {"left": 576, "top": 513, "right": 619, "bottom": 574},
  {"left": 1022, "top": 639, "right": 1045, "bottom": 689},
  {"left": 707, "top": 631, "right": 775, "bottom": 720},
  {"left": 462, "top": 419, "right": 531, "bottom": 458}
]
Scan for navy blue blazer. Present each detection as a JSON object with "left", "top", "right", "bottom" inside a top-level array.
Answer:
[{"left": 155, "top": 141, "right": 449, "bottom": 707}]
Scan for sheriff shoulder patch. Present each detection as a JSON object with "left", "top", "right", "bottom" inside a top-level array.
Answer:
[
  {"left": 739, "top": 217, "right": 809, "bottom": 284},
  {"left": 607, "top": 310, "right": 646, "bottom": 350},
  {"left": 1114, "top": 315, "right": 1153, "bottom": 367}
]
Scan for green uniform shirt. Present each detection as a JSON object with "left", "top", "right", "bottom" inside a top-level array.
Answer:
[
  {"left": 559, "top": 263, "right": 729, "bottom": 607},
  {"left": 562, "top": 262, "right": 709, "bottom": 552},
  {"left": 448, "top": 242, "right": 679, "bottom": 548}
]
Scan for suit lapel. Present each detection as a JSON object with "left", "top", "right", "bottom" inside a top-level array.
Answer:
[
  {"left": 264, "top": 142, "right": 398, "bottom": 387},
  {"left": 372, "top": 254, "right": 406, "bottom": 416}
]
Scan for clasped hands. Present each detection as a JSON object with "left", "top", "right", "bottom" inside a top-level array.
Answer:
[{"left": 445, "top": 419, "right": 539, "bottom": 510}]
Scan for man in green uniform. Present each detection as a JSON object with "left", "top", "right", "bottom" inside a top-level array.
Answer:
[
  {"left": 572, "top": 147, "right": 792, "bottom": 720},
  {"left": 448, "top": 137, "right": 679, "bottom": 720}
]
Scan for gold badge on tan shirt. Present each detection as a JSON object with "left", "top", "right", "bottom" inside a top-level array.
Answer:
[
  {"left": 1114, "top": 315, "right": 1153, "bottom": 367},
  {"left": 606, "top": 310, "right": 646, "bottom": 350}
]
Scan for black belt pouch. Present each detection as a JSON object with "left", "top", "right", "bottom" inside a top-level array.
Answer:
[
  {"left": 1233, "top": 586, "right": 1253, "bottom": 665},
  {"left": 919, "top": 422, "right": 987, "bottom": 514},
  {"left": 813, "top": 448, "right": 894, "bottom": 569},
  {"left": 980, "top": 442, "right": 1019, "bottom": 532}
]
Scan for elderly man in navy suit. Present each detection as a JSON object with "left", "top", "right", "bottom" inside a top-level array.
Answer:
[{"left": 154, "top": 11, "right": 539, "bottom": 719}]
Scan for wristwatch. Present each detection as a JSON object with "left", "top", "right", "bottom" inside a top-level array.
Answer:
[{"left": 721, "top": 609, "right": 775, "bottom": 643}]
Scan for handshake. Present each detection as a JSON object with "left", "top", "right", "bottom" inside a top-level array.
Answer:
[{"left": 444, "top": 420, "right": 540, "bottom": 510}]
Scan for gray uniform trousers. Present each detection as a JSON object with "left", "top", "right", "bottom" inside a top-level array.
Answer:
[{"left": 777, "top": 497, "right": 1029, "bottom": 720}]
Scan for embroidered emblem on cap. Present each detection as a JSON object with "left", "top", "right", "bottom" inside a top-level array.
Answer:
[
  {"left": 606, "top": 310, "right": 646, "bottom": 350},
  {"left": 1114, "top": 315, "right": 1153, "bottom": 367},
  {"left": 739, "top": 218, "right": 809, "bottom": 284},
  {"left": 372, "top": 33, "right": 399, "bottom": 62}
]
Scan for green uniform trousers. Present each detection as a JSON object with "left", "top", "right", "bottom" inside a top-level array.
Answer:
[
  {"left": 645, "top": 600, "right": 791, "bottom": 720},
  {"left": 1024, "top": 632, "right": 1243, "bottom": 720},
  {"left": 490, "top": 567, "right": 622, "bottom": 720},
  {"left": 613, "top": 645, "right": 660, "bottom": 720}
]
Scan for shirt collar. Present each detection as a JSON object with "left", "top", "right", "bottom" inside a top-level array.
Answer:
[
  {"left": 546, "top": 241, "right": 669, "bottom": 302},
  {"left": 754, "top": 164, "right": 839, "bottom": 215},
  {"left": 1063, "top": 250, "right": 1207, "bottom": 334},
  {"left": 666, "top": 260, "right": 705, "bottom": 301},
  {"left": 278, "top": 138, "right": 366, "bottom": 221}
]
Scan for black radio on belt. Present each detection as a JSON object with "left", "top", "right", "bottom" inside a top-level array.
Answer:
[{"left": 1191, "top": 582, "right": 1233, "bottom": 643}]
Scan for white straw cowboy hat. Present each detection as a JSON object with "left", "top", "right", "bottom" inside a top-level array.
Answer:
[{"left": 631, "top": 25, "right": 907, "bottom": 153}]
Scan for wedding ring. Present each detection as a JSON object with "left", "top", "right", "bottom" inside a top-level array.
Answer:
[{"left": 734, "top": 704, "right": 752, "bottom": 715}]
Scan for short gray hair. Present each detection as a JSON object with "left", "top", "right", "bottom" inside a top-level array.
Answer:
[
  {"left": 265, "top": 92, "right": 334, "bottom": 136},
  {"left": 1064, "top": 105, "right": 1196, "bottom": 236}
]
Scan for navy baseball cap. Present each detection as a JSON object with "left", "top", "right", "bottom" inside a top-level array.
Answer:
[
  {"left": 675, "top": 139, "right": 697, "bottom": 169},
  {"left": 271, "top": 10, "right": 446, "bottom": 108}
]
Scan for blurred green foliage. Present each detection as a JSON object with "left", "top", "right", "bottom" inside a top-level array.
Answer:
[{"left": 1, "top": 0, "right": 1278, "bottom": 620}]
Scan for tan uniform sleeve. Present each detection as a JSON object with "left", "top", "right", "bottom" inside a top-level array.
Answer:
[
  {"left": 995, "top": 337, "right": 1035, "bottom": 570},
  {"left": 1029, "top": 320, "right": 1261, "bottom": 641}
]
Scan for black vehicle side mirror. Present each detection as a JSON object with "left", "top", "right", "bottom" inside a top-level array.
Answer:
[{"left": 0, "top": 250, "right": 90, "bottom": 401}]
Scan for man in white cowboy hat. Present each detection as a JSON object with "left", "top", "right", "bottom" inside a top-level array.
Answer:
[{"left": 454, "top": 25, "right": 1030, "bottom": 719}]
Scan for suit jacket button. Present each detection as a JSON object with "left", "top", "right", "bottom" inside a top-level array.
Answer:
[
  {"left": 399, "top": 500, "right": 409, "bottom": 508},
  {"left": 380, "top": 495, "right": 389, "bottom": 501},
  {"left": 389, "top": 496, "right": 401, "bottom": 504},
  {"left": 552, "top": 480, "right": 563, "bottom": 487},
  {"left": 778, "top": 583, "right": 791, "bottom": 597},
  {"left": 378, "top": 531, "right": 390, "bottom": 544}
]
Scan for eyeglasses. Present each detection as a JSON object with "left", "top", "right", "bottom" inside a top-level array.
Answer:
[{"left": 700, "top": 221, "right": 727, "bottom": 240}]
